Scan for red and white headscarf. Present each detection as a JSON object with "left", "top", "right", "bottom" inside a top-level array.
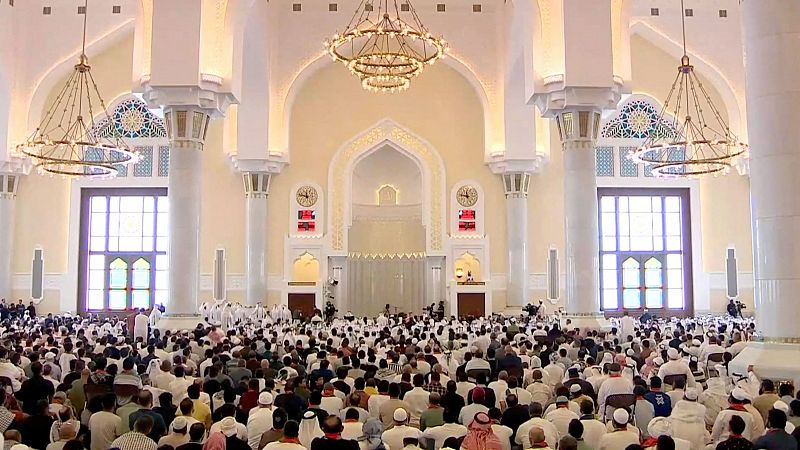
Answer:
[{"left": 462, "top": 412, "right": 501, "bottom": 450}]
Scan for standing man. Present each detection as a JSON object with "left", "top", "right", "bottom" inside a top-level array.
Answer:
[{"left": 134, "top": 308, "right": 149, "bottom": 342}]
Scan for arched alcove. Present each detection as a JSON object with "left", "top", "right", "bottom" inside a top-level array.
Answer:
[
  {"left": 349, "top": 145, "right": 426, "bottom": 256},
  {"left": 292, "top": 253, "right": 319, "bottom": 283},
  {"left": 455, "top": 252, "right": 482, "bottom": 282},
  {"left": 326, "top": 119, "right": 447, "bottom": 254}
]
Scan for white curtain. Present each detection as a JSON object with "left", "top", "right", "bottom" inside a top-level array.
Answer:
[{"left": 347, "top": 255, "right": 425, "bottom": 316}]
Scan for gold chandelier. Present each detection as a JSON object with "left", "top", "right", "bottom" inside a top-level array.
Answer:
[
  {"left": 628, "top": 0, "right": 747, "bottom": 177},
  {"left": 17, "top": 0, "right": 137, "bottom": 179},
  {"left": 324, "top": 0, "right": 448, "bottom": 93}
]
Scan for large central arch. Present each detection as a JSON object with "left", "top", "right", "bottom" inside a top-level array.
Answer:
[
  {"left": 281, "top": 55, "right": 495, "bottom": 159},
  {"left": 327, "top": 119, "right": 447, "bottom": 255}
]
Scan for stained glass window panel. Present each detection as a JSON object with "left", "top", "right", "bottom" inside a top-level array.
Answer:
[
  {"left": 88, "top": 270, "right": 104, "bottom": 290},
  {"left": 80, "top": 189, "right": 168, "bottom": 312},
  {"left": 598, "top": 189, "right": 691, "bottom": 313},
  {"left": 646, "top": 289, "right": 663, "bottom": 308},
  {"left": 132, "top": 291, "right": 150, "bottom": 309},
  {"left": 87, "top": 290, "right": 104, "bottom": 310},
  {"left": 622, "top": 258, "right": 640, "bottom": 288},
  {"left": 618, "top": 213, "right": 630, "bottom": 236},
  {"left": 603, "top": 270, "right": 618, "bottom": 289},
  {"left": 132, "top": 258, "right": 151, "bottom": 289},
  {"left": 665, "top": 213, "right": 681, "bottom": 236},
  {"left": 623, "top": 289, "right": 640, "bottom": 309},
  {"left": 603, "top": 289, "right": 619, "bottom": 309},
  {"left": 668, "top": 289, "right": 684, "bottom": 308},
  {"left": 619, "top": 148, "right": 639, "bottom": 177},
  {"left": 158, "top": 146, "right": 170, "bottom": 177},
  {"left": 600, "top": 98, "right": 678, "bottom": 140},
  {"left": 109, "top": 259, "right": 127, "bottom": 288},
  {"left": 665, "top": 197, "right": 681, "bottom": 212},
  {"left": 668, "top": 269, "right": 683, "bottom": 288},
  {"left": 90, "top": 213, "right": 107, "bottom": 237},
  {"left": 602, "top": 237, "right": 617, "bottom": 252},
  {"left": 90, "top": 237, "right": 105, "bottom": 252},
  {"left": 601, "top": 213, "right": 617, "bottom": 236},
  {"left": 596, "top": 147, "right": 615, "bottom": 177},
  {"left": 108, "top": 291, "right": 127, "bottom": 310},
  {"left": 667, "top": 254, "right": 683, "bottom": 268},
  {"left": 91, "top": 197, "right": 107, "bottom": 212},
  {"left": 644, "top": 258, "right": 662, "bottom": 287},
  {"left": 89, "top": 255, "right": 105, "bottom": 270},
  {"left": 666, "top": 236, "right": 682, "bottom": 251},
  {"left": 600, "top": 196, "right": 616, "bottom": 213},
  {"left": 134, "top": 147, "right": 153, "bottom": 177}
]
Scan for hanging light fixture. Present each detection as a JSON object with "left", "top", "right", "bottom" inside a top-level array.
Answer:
[
  {"left": 627, "top": 0, "right": 747, "bottom": 177},
  {"left": 16, "top": 0, "right": 137, "bottom": 179},
  {"left": 323, "top": 0, "right": 448, "bottom": 93}
]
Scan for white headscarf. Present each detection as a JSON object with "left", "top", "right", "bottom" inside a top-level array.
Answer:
[{"left": 300, "top": 411, "right": 323, "bottom": 449}]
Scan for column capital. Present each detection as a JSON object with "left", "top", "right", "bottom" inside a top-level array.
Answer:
[
  {"left": 533, "top": 80, "right": 624, "bottom": 119},
  {"left": 0, "top": 155, "right": 33, "bottom": 177},
  {"left": 228, "top": 155, "right": 287, "bottom": 175},
  {"left": 501, "top": 172, "right": 532, "bottom": 199},
  {"left": 487, "top": 155, "right": 547, "bottom": 175},
  {"left": 140, "top": 77, "right": 236, "bottom": 119},
  {"left": 158, "top": 106, "right": 214, "bottom": 149},
  {"left": 242, "top": 172, "right": 273, "bottom": 198},
  {"left": 0, "top": 173, "right": 21, "bottom": 200},
  {"left": 549, "top": 109, "right": 604, "bottom": 146}
]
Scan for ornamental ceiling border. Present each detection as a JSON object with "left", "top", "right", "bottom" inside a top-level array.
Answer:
[{"left": 329, "top": 120, "right": 444, "bottom": 253}]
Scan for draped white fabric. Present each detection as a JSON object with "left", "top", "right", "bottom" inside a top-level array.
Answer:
[{"left": 346, "top": 255, "right": 425, "bottom": 316}]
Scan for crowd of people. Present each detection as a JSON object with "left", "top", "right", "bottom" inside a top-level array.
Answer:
[{"left": 0, "top": 303, "right": 797, "bottom": 450}]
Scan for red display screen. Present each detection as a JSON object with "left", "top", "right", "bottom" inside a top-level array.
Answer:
[
  {"left": 459, "top": 209, "right": 476, "bottom": 232},
  {"left": 298, "top": 210, "right": 316, "bottom": 220},
  {"left": 459, "top": 221, "right": 476, "bottom": 231},
  {"left": 459, "top": 209, "right": 476, "bottom": 220},
  {"left": 297, "top": 221, "right": 316, "bottom": 232}
]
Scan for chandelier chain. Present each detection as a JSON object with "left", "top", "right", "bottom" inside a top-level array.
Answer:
[
  {"left": 627, "top": 0, "right": 747, "bottom": 178},
  {"left": 680, "top": 0, "right": 687, "bottom": 56},
  {"left": 16, "top": 0, "right": 138, "bottom": 179},
  {"left": 324, "top": 0, "right": 447, "bottom": 92}
]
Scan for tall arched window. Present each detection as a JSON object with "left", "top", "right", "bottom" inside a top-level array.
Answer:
[
  {"left": 78, "top": 97, "right": 170, "bottom": 313},
  {"left": 80, "top": 190, "right": 168, "bottom": 312},
  {"left": 598, "top": 188, "right": 693, "bottom": 315}
]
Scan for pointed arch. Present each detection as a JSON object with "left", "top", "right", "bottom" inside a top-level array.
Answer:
[
  {"left": 630, "top": 20, "right": 745, "bottom": 138},
  {"left": 600, "top": 94, "right": 678, "bottom": 140},
  {"left": 24, "top": 21, "right": 135, "bottom": 136},
  {"left": 327, "top": 119, "right": 447, "bottom": 254},
  {"left": 282, "top": 53, "right": 494, "bottom": 157}
]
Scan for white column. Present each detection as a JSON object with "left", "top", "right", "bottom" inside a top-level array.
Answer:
[
  {"left": 243, "top": 172, "right": 270, "bottom": 306},
  {"left": 0, "top": 174, "right": 18, "bottom": 300},
  {"left": 562, "top": 139, "right": 601, "bottom": 315},
  {"left": 742, "top": 1, "right": 800, "bottom": 341},
  {"left": 549, "top": 109, "right": 607, "bottom": 328},
  {"left": 160, "top": 107, "right": 212, "bottom": 328},
  {"left": 503, "top": 172, "right": 531, "bottom": 308},
  {"left": 728, "top": 2, "right": 800, "bottom": 384}
]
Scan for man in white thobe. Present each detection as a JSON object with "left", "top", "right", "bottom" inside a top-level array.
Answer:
[{"left": 134, "top": 309, "right": 149, "bottom": 342}]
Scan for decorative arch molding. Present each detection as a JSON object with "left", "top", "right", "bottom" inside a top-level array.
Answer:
[
  {"left": 23, "top": 20, "right": 135, "bottom": 137},
  {"left": 600, "top": 94, "right": 677, "bottom": 140},
  {"left": 327, "top": 119, "right": 447, "bottom": 254},
  {"left": 281, "top": 53, "right": 495, "bottom": 157},
  {"left": 630, "top": 20, "right": 745, "bottom": 139},
  {"left": 90, "top": 95, "right": 167, "bottom": 139}
]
